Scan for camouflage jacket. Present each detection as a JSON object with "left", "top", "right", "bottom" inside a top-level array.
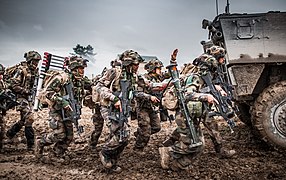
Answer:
[
  {"left": 95, "top": 67, "right": 152, "bottom": 107},
  {"left": 9, "top": 61, "right": 38, "bottom": 99},
  {"left": 138, "top": 72, "right": 171, "bottom": 108},
  {"left": 45, "top": 70, "right": 85, "bottom": 111}
]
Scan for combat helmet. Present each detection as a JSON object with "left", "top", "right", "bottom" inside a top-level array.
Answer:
[
  {"left": 0, "top": 64, "right": 5, "bottom": 75},
  {"left": 119, "top": 50, "right": 144, "bottom": 66},
  {"left": 67, "top": 56, "right": 87, "bottom": 70},
  {"left": 206, "top": 45, "right": 226, "bottom": 59},
  {"left": 66, "top": 56, "right": 87, "bottom": 80},
  {"left": 24, "top": 51, "right": 41, "bottom": 62},
  {"left": 144, "top": 59, "right": 163, "bottom": 73},
  {"left": 196, "top": 54, "right": 218, "bottom": 72}
]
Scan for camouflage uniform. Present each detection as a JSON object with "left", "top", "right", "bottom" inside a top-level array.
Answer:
[
  {"left": 35, "top": 56, "right": 87, "bottom": 159},
  {"left": 0, "top": 64, "right": 8, "bottom": 149},
  {"left": 133, "top": 59, "right": 169, "bottom": 151},
  {"left": 6, "top": 51, "right": 41, "bottom": 150},
  {"left": 159, "top": 60, "right": 207, "bottom": 171},
  {"left": 97, "top": 50, "right": 153, "bottom": 172},
  {"left": 161, "top": 50, "right": 235, "bottom": 170},
  {"left": 203, "top": 45, "right": 236, "bottom": 157},
  {"left": 88, "top": 65, "right": 117, "bottom": 150}
]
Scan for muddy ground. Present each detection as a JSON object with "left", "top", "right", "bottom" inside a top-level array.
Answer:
[{"left": 0, "top": 107, "right": 285, "bottom": 180}]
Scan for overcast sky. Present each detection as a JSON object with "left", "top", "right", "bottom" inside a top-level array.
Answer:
[{"left": 0, "top": 0, "right": 285, "bottom": 77}]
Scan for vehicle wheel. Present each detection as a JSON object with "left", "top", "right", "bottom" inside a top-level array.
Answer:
[
  {"left": 236, "top": 102, "right": 252, "bottom": 126},
  {"left": 252, "top": 81, "right": 286, "bottom": 149}
]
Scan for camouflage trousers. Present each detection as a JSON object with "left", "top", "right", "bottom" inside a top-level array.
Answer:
[
  {"left": 90, "top": 104, "right": 104, "bottom": 147},
  {"left": 100, "top": 106, "right": 129, "bottom": 167},
  {"left": 134, "top": 107, "right": 161, "bottom": 149},
  {"left": 167, "top": 127, "right": 205, "bottom": 171},
  {"left": 40, "top": 110, "right": 73, "bottom": 156},
  {"left": 6, "top": 98, "right": 35, "bottom": 148},
  {"left": 163, "top": 111, "right": 205, "bottom": 170},
  {"left": 0, "top": 112, "right": 4, "bottom": 149},
  {"left": 202, "top": 115, "right": 223, "bottom": 152}
]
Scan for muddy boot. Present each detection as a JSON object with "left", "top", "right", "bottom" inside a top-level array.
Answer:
[
  {"left": 25, "top": 126, "right": 35, "bottom": 151},
  {"left": 6, "top": 121, "right": 23, "bottom": 139},
  {"left": 109, "top": 165, "right": 122, "bottom": 173},
  {"left": 159, "top": 147, "right": 171, "bottom": 170},
  {"left": 162, "top": 137, "right": 176, "bottom": 147},
  {"left": 48, "top": 150, "right": 66, "bottom": 165},
  {"left": 215, "top": 144, "right": 236, "bottom": 158},
  {"left": 99, "top": 151, "right": 112, "bottom": 169}
]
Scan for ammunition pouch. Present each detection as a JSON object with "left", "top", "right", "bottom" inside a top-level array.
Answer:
[{"left": 187, "top": 101, "right": 203, "bottom": 118}]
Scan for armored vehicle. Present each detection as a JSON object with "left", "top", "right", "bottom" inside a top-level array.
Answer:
[{"left": 202, "top": 11, "right": 286, "bottom": 149}]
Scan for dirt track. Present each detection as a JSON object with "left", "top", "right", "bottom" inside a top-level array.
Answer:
[{"left": 0, "top": 107, "right": 285, "bottom": 180}]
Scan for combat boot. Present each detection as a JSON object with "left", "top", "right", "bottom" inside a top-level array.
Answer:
[
  {"left": 99, "top": 151, "right": 112, "bottom": 168},
  {"left": 215, "top": 144, "right": 236, "bottom": 158},
  {"left": 159, "top": 147, "right": 171, "bottom": 169},
  {"left": 162, "top": 137, "right": 176, "bottom": 147},
  {"left": 109, "top": 165, "right": 122, "bottom": 173},
  {"left": 25, "top": 126, "right": 35, "bottom": 151},
  {"left": 47, "top": 151, "right": 66, "bottom": 165},
  {"left": 219, "top": 148, "right": 236, "bottom": 158}
]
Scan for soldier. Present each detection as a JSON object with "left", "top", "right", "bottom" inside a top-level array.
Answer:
[
  {"left": 34, "top": 56, "right": 87, "bottom": 162},
  {"left": 88, "top": 63, "right": 118, "bottom": 151},
  {"left": 159, "top": 49, "right": 206, "bottom": 171},
  {"left": 0, "top": 64, "right": 8, "bottom": 150},
  {"left": 160, "top": 48, "right": 236, "bottom": 171},
  {"left": 133, "top": 59, "right": 169, "bottom": 154},
  {"left": 5, "top": 51, "right": 41, "bottom": 150},
  {"left": 202, "top": 45, "right": 236, "bottom": 158},
  {"left": 96, "top": 50, "right": 159, "bottom": 173}
]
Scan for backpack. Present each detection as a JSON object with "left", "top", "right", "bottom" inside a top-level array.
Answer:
[
  {"left": 4, "top": 63, "right": 28, "bottom": 86},
  {"left": 161, "top": 86, "right": 178, "bottom": 111},
  {"left": 37, "top": 70, "right": 69, "bottom": 108}
]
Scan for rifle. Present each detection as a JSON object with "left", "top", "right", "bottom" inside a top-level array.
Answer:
[
  {"left": 62, "top": 81, "right": 83, "bottom": 136},
  {"left": 201, "top": 71, "right": 235, "bottom": 133},
  {"left": 29, "top": 74, "right": 39, "bottom": 107},
  {"left": 0, "top": 89, "right": 19, "bottom": 112},
  {"left": 109, "top": 69, "right": 132, "bottom": 142},
  {"left": 166, "top": 49, "right": 203, "bottom": 148}
]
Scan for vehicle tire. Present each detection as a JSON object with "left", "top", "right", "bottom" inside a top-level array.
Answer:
[
  {"left": 236, "top": 102, "right": 252, "bottom": 126},
  {"left": 252, "top": 80, "right": 286, "bottom": 149}
]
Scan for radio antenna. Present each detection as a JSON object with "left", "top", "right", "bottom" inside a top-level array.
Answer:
[
  {"left": 216, "top": 0, "right": 219, "bottom": 15},
  {"left": 225, "top": 0, "right": 230, "bottom": 14}
]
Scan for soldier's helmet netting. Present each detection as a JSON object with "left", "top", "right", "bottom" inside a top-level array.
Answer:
[
  {"left": 197, "top": 54, "right": 218, "bottom": 72},
  {"left": 67, "top": 56, "right": 87, "bottom": 79},
  {"left": 206, "top": 45, "right": 226, "bottom": 59},
  {"left": 144, "top": 59, "right": 163, "bottom": 73},
  {"left": 24, "top": 51, "right": 42, "bottom": 62},
  {"left": 0, "top": 64, "right": 5, "bottom": 75},
  {"left": 119, "top": 50, "right": 143, "bottom": 67},
  {"left": 67, "top": 56, "right": 87, "bottom": 70}
]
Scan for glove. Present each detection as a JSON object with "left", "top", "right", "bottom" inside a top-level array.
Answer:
[{"left": 49, "top": 118, "right": 58, "bottom": 129}]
